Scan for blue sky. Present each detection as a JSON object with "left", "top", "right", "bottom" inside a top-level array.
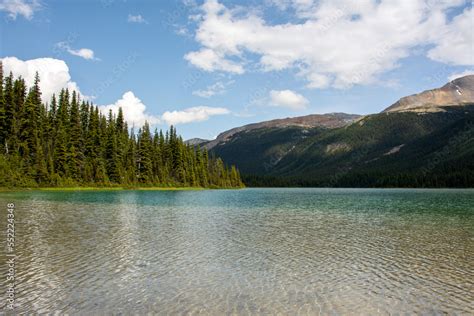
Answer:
[{"left": 0, "top": 0, "right": 472, "bottom": 139}]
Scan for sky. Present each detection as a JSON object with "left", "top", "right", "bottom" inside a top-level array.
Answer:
[{"left": 0, "top": 0, "right": 473, "bottom": 140}]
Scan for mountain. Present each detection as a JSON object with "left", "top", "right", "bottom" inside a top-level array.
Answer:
[
  {"left": 209, "top": 76, "right": 474, "bottom": 187},
  {"left": 205, "top": 113, "right": 361, "bottom": 150},
  {"left": 383, "top": 75, "right": 474, "bottom": 113},
  {"left": 185, "top": 138, "right": 209, "bottom": 146}
]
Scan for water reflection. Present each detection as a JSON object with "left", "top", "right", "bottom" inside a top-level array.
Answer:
[{"left": 0, "top": 189, "right": 472, "bottom": 314}]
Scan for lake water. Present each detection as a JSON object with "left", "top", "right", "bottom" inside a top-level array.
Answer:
[{"left": 0, "top": 188, "right": 473, "bottom": 314}]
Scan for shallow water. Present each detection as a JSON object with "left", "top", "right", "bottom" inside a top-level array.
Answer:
[{"left": 0, "top": 188, "right": 473, "bottom": 314}]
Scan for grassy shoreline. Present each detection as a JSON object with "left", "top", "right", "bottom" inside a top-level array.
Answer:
[{"left": 0, "top": 186, "right": 215, "bottom": 192}]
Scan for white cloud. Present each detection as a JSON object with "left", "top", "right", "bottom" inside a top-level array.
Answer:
[
  {"left": 185, "top": 48, "right": 244, "bottom": 74},
  {"left": 305, "top": 73, "right": 330, "bottom": 89},
  {"left": 186, "top": 0, "right": 472, "bottom": 88},
  {"left": 128, "top": 14, "right": 148, "bottom": 24},
  {"left": 428, "top": 8, "right": 473, "bottom": 66},
  {"left": 448, "top": 69, "right": 474, "bottom": 81},
  {"left": 192, "top": 80, "right": 234, "bottom": 98},
  {"left": 99, "top": 91, "right": 160, "bottom": 128},
  {"left": 0, "top": 0, "right": 40, "bottom": 20},
  {"left": 68, "top": 48, "right": 97, "bottom": 60},
  {"left": 1, "top": 56, "right": 84, "bottom": 103},
  {"left": 162, "top": 106, "right": 230, "bottom": 125},
  {"left": 56, "top": 42, "right": 99, "bottom": 60},
  {"left": 269, "top": 89, "right": 309, "bottom": 110}
]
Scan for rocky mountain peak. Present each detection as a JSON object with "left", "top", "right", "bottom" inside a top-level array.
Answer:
[{"left": 383, "top": 75, "right": 474, "bottom": 113}]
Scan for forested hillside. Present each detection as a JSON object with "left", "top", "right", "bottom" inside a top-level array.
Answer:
[
  {"left": 0, "top": 63, "right": 243, "bottom": 188},
  {"left": 212, "top": 108, "right": 474, "bottom": 188}
]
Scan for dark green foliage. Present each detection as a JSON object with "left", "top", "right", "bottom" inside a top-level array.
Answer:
[
  {"left": 137, "top": 123, "right": 153, "bottom": 183},
  {"left": 212, "top": 106, "right": 474, "bottom": 188},
  {"left": 0, "top": 66, "right": 244, "bottom": 188},
  {"left": 0, "top": 63, "right": 5, "bottom": 147}
]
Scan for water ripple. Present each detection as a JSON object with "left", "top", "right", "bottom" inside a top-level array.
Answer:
[{"left": 0, "top": 188, "right": 473, "bottom": 314}]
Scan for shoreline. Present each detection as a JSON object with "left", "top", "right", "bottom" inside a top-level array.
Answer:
[
  {"left": 1, "top": 186, "right": 471, "bottom": 193},
  {"left": 0, "top": 186, "right": 216, "bottom": 192}
]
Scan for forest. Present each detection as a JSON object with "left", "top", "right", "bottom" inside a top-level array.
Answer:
[
  {"left": 0, "top": 62, "right": 244, "bottom": 188},
  {"left": 211, "top": 106, "right": 474, "bottom": 188}
]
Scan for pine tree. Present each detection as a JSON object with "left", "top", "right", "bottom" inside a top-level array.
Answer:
[
  {"left": 137, "top": 122, "right": 153, "bottom": 183},
  {"left": 68, "top": 91, "right": 84, "bottom": 180},
  {"left": 80, "top": 101, "right": 90, "bottom": 135},
  {"left": 0, "top": 62, "right": 5, "bottom": 148},
  {"left": 12, "top": 78, "right": 29, "bottom": 170},
  {"left": 105, "top": 110, "right": 120, "bottom": 183},
  {"left": 230, "top": 165, "right": 242, "bottom": 187},
  {"left": 115, "top": 107, "right": 127, "bottom": 181},
  {"left": 0, "top": 72, "right": 244, "bottom": 188},
  {"left": 54, "top": 123, "right": 69, "bottom": 177},
  {"left": 126, "top": 128, "right": 138, "bottom": 184},
  {"left": 3, "top": 72, "right": 14, "bottom": 154},
  {"left": 152, "top": 129, "right": 162, "bottom": 183},
  {"left": 21, "top": 87, "right": 40, "bottom": 171},
  {"left": 54, "top": 89, "right": 71, "bottom": 178}
]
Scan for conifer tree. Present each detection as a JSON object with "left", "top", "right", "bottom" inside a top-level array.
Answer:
[
  {"left": 105, "top": 110, "right": 120, "bottom": 183},
  {"left": 137, "top": 123, "right": 153, "bottom": 183},
  {"left": 0, "top": 72, "right": 244, "bottom": 188},
  {"left": 3, "top": 72, "right": 14, "bottom": 154},
  {"left": 69, "top": 91, "right": 84, "bottom": 180},
  {"left": 0, "top": 62, "right": 5, "bottom": 147}
]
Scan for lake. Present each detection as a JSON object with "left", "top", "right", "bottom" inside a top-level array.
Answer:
[{"left": 0, "top": 188, "right": 473, "bottom": 314}]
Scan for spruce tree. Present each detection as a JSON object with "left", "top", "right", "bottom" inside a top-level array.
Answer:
[
  {"left": 0, "top": 71, "right": 244, "bottom": 188},
  {"left": 105, "top": 110, "right": 120, "bottom": 183},
  {"left": 0, "top": 62, "right": 5, "bottom": 147},
  {"left": 69, "top": 91, "right": 84, "bottom": 180},
  {"left": 137, "top": 122, "right": 153, "bottom": 183},
  {"left": 3, "top": 72, "right": 14, "bottom": 153}
]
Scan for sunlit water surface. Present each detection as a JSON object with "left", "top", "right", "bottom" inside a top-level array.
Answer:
[{"left": 0, "top": 188, "right": 473, "bottom": 314}]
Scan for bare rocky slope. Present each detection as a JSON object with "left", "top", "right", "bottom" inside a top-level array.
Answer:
[
  {"left": 383, "top": 75, "right": 474, "bottom": 113},
  {"left": 184, "top": 138, "right": 209, "bottom": 146},
  {"left": 204, "top": 113, "right": 360, "bottom": 149}
]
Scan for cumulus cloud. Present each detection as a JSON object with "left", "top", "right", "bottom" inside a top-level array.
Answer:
[
  {"left": 1, "top": 56, "right": 84, "bottom": 103},
  {"left": 186, "top": 0, "right": 472, "bottom": 88},
  {"left": 55, "top": 42, "right": 99, "bottom": 60},
  {"left": 0, "top": 0, "right": 40, "bottom": 20},
  {"left": 448, "top": 69, "right": 474, "bottom": 81},
  {"left": 162, "top": 106, "right": 230, "bottom": 125},
  {"left": 99, "top": 91, "right": 160, "bottom": 128},
  {"left": 269, "top": 90, "right": 309, "bottom": 110},
  {"left": 128, "top": 14, "right": 148, "bottom": 24},
  {"left": 1, "top": 56, "right": 227, "bottom": 128},
  {"left": 428, "top": 8, "right": 473, "bottom": 66},
  {"left": 192, "top": 80, "right": 234, "bottom": 98},
  {"left": 185, "top": 48, "right": 244, "bottom": 74}
]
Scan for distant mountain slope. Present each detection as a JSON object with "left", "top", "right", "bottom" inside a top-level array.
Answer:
[
  {"left": 209, "top": 126, "right": 324, "bottom": 175},
  {"left": 205, "top": 113, "right": 360, "bottom": 149},
  {"left": 209, "top": 76, "right": 474, "bottom": 187},
  {"left": 184, "top": 138, "right": 209, "bottom": 146},
  {"left": 265, "top": 106, "right": 474, "bottom": 187},
  {"left": 383, "top": 75, "right": 474, "bottom": 113}
]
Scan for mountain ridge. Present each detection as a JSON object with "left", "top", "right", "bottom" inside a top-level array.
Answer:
[
  {"left": 194, "top": 75, "right": 474, "bottom": 150},
  {"left": 204, "top": 113, "right": 361, "bottom": 150},
  {"left": 383, "top": 75, "right": 474, "bottom": 113},
  {"left": 202, "top": 75, "right": 474, "bottom": 187}
]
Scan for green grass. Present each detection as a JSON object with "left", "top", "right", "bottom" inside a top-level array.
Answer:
[{"left": 0, "top": 186, "right": 210, "bottom": 192}]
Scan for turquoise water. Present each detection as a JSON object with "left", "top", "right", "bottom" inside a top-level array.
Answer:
[{"left": 0, "top": 188, "right": 473, "bottom": 314}]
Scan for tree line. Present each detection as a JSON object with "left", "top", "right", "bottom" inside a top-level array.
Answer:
[{"left": 0, "top": 62, "right": 244, "bottom": 188}]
